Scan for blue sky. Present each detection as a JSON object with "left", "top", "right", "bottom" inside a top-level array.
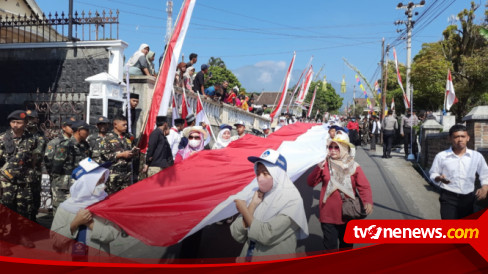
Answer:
[{"left": 36, "top": 0, "right": 484, "bottom": 106}]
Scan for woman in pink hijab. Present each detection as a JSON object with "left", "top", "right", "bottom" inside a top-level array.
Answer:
[{"left": 175, "top": 126, "right": 208, "bottom": 164}]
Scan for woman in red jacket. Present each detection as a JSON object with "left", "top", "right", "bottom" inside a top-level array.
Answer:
[{"left": 307, "top": 134, "right": 373, "bottom": 251}]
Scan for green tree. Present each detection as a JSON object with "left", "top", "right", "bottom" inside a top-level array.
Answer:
[
  {"left": 208, "top": 57, "right": 226, "bottom": 68},
  {"left": 206, "top": 65, "right": 241, "bottom": 90},
  {"left": 304, "top": 80, "right": 343, "bottom": 116}
]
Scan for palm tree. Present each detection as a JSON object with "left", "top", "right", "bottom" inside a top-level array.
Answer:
[{"left": 208, "top": 57, "right": 226, "bottom": 68}]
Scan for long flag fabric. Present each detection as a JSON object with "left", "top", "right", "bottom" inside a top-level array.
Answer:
[
  {"left": 271, "top": 52, "right": 296, "bottom": 121},
  {"left": 295, "top": 66, "right": 313, "bottom": 105},
  {"left": 139, "top": 0, "right": 196, "bottom": 153},
  {"left": 445, "top": 69, "right": 458, "bottom": 111},
  {"left": 89, "top": 123, "right": 327, "bottom": 246},
  {"left": 287, "top": 56, "right": 313, "bottom": 113},
  {"left": 307, "top": 86, "right": 317, "bottom": 118},
  {"left": 393, "top": 47, "right": 410, "bottom": 109}
]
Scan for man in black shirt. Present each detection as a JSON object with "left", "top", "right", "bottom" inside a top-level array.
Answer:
[
  {"left": 143, "top": 116, "right": 174, "bottom": 177},
  {"left": 193, "top": 64, "right": 209, "bottom": 95},
  {"left": 186, "top": 53, "right": 198, "bottom": 68}
]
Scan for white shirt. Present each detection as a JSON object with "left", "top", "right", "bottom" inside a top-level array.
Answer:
[
  {"left": 429, "top": 148, "right": 488, "bottom": 194},
  {"left": 371, "top": 120, "right": 381, "bottom": 134},
  {"left": 166, "top": 127, "right": 181, "bottom": 159}
]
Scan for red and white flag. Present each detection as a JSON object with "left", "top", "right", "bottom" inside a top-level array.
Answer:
[
  {"left": 391, "top": 96, "right": 395, "bottom": 110},
  {"left": 195, "top": 92, "right": 216, "bottom": 146},
  {"left": 287, "top": 56, "right": 313, "bottom": 112},
  {"left": 270, "top": 52, "right": 296, "bottom": 122},
  {"left": 139, "top": 0, "right": 196, "bottom": 153},
  {"left": 393, "top": 48, "right": 410, "bottom": 109},
  {"left": 307, "top": 86, "right": 317, "bottom": 118},
  {"left": 445, "top": 69, "right": 458, "bottom": 111},
  {"left": 295, "top": 66, "right": 313, "bottom": 105},
  {"left": 90, "top": 123, "right": 325, "bottom": 246}
]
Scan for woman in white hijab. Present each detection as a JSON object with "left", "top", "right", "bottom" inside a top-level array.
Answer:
[
  {"left": 50, "top": 159, "right": 121, "bottom": 257},
  {"left": 212, "top": 124, "right": 232, "bottom": 149},
  {"left": 230, "top": 149, "right": 308, "bottom": 262},
  {"left": 126, "top": 43, "right": 151, "bottom": 76}
]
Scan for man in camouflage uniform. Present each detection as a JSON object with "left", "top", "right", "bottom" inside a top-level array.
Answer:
[
  {"left": 100, "top": 115, "right": 138, "bottom": 194},
  {"left": 25, "top": 110, "right": 47, "bottom": 221},
  {"left": 50, "top": 121, "right": 91, "bottom": 214},
  {"left": 44, "top": 117, "right": 76, "bottom": 175},
  {"left": 86, "top": 116, "right": 110, "bottom": 164},
  {"left": 0, "top": 110, "right": 38, "bottom": 250}
]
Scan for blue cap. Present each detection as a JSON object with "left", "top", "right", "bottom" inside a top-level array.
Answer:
[
  {"left": 248, "top": 149, "right": 287, "bottom": 171},
  {"left": 219, "top": 124, "right": 232, "bottom": 131},
  {"left": 201, "top": 64, "right": 209, "bottom": 70}
]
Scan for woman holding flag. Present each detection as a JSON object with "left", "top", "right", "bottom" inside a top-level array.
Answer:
[{"left": 231, "top": 149, "right": 308, "bottom": 262}]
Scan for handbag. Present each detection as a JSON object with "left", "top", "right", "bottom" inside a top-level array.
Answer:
[{"left": 340, "top": 189, "right": 367, "bottom": 221}]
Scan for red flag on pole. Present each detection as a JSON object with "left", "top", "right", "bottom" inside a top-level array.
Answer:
[
  {"left": 295, "top": 66, "right": 313, "bottom": 105},
  {"left": 445, "top": 69, "right": 458, "bottom": 111},
  {"left": 307, "top": 86, "right": 317, "bottom": 118},
  {"left": 270, "top": 52, "right": 296, "bottom": 122},
  {"left": 139, "top": 0, "right": 196, "bottom": 153}
]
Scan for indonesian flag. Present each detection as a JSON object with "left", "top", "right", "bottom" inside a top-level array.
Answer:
[
  {"left": 287, "top": 56, "right": 313, "bottom": 113},
  {"left": 139, "top": 0, "right": 196, "bottom": 153},
  {"left": 89, "top": 123, "right": 326, "bottom": 246},
  {"left": 391, "top": 97, "right": 395, "bottom": 110},
  {"left": 307, "top": 86, "right": 317, "bottom": 118},
  {"left": 171, "top": 90, "right": 180, "bottom": 127},
  {"left": 181, "top": 90, "right": 191, "bottom": 126},
  {"left": 195, "top": 93, "right": 215, "bottom": 145},
  {"left": 271, "top": 52, "right": 295, "bottom": 122},
  {"left": 445, "top": 69, "right": 458, "bottom": 111},
  {"left": 295, "top": 66, "right": 313, "bottom": 105},
  {"left": 393, "top": 47, "right": 410, "bottom": 109}
]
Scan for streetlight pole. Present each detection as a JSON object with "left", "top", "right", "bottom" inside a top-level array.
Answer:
[{"left": 395, "top": 1, "right": 425, "bottom": 161}]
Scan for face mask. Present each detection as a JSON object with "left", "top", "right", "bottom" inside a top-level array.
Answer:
[
  {"left": 93, "top": 183, "right": 106, "bottom": 196},
  {"left": 189, "top": 139, "right": 201, "bottom": 148},
  {"left": 258, "top": 175, "right": 274, "bottom": 193}
]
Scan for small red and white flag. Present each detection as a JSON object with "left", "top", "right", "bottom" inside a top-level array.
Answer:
[
  {"left": 445, "top": 69, "right": 458, "bottom": 111},
  {"left": 270, "top": 52, "right": 296, "bottom": 122},
  {"left": 196, "top": 93, "right": 216, "bottom": 146},
  {"left": 89, "top": 123, "right": 324, "bottom": 246},
  {"left": 391, "top": 97, "right": 395, "bottom": 110},
  {"left": 295, "top": 66, "right": 313, "bottom": 105},
  {"left": 139, "top": 0, "right": 196, "bottom": 153},
  {"left": 393, "top": 48, "right": 410, "bottom": 109},
  {"left": 307, "top": 86, "right": 317, "bottom": 118}
]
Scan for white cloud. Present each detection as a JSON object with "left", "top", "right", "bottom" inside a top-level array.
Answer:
[{"left": 231, "top": 60, "right": 299, "bottom": 92}]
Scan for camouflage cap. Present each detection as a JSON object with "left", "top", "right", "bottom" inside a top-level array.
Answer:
[
  {"left": 71, "top": 121, "right": 90, "bottom": 132},
  {"left": 62, "top": 116, "right": 77, "bottom": 127}
]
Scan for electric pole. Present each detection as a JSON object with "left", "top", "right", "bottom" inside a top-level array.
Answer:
[
  {"left": 395, "top": 1, "right": 425, "bottom": 161},
  {"left": 165, "top": 0, "right": 173, "bottom": 44},
  {"left": 395, "top": 1, "right": 425, "bottom": 108}
]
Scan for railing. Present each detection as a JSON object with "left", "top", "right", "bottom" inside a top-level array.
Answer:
[{"left": 0, "top": 9, "right": 119, "bottom": 43}]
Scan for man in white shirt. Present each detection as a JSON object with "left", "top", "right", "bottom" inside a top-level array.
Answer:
[
  {"left": 429, "top": 124, "right": 488, "bottom": 219},
  {"left": 167, "top": 118, "right": 185, "bottom": 159},
  {"left": 370, "top": 115, "right": 381, "bottom": 151}
]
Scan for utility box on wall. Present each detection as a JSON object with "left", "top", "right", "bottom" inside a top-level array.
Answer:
[{"left": 85, "top": 72, "right": 127, "bottom": 125}]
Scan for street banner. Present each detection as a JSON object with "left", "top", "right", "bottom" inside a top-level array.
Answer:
[
  {"left": 139, "top": 0, "right": 196, "bottom": 153},
  {"left": 444, "top": 69, "right": 458, "bottom": 111},
  {"left": 89, "top": 123, "right": 326, "bottom": 246},
  {"left": 271, "top": 52, "right": 295, "bottom": 121},
  {"left": 393, "top": 47, "right": 410, "bottom": 109}
]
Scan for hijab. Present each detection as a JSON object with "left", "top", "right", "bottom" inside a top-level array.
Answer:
[
  {"left": 126, "top": 43, "right": 149, "bottom": 67},
  {"left": 323, "top": 140, "right": 358, "bottom": 203},
  {"left": 177, "top": 130, "right": 205, "bottom": 160},
  {"left": 214, "top": 128, "right": 231, "bottom": 149},
  {"left": 59, "top": 167, "right": 110, "bottom": 214},
  {"left": 146, "top": 50, "right": 156, "bottom": 75},
  {"left": 252, "top": 161, "right": 308, "bottom": 240}
]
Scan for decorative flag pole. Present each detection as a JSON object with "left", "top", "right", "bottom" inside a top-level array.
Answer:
[
  {"left": 393, "top": 47, "right": 410, "bottom": 109},
  {"left": 195, "top": 91, "right": 217, "bottom": 145},
  {"left": 139, "top": 0, "right": 196, "bottom": 153},
  {"left": 295, "top": 66, "right": 313, "bottom": 105},
  {"left": 307, "top": 86, "right": 317, "bottom": 118},
  {"left": 270, "top": 52, "right": 296, "bottom": 122},
  {"left": 287, "top": 56, "right": 313, "bottom": 113},
  {"left": 444, "top": 69, "right": 458, "bottom": 114}
]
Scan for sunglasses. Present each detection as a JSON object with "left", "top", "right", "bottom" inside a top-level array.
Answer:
[
  {"left": 328, "top": 145, "right": 340, "bottom": 150},
  {"left": 189, "top": 135, "right": 201, "bottom": 140}
]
